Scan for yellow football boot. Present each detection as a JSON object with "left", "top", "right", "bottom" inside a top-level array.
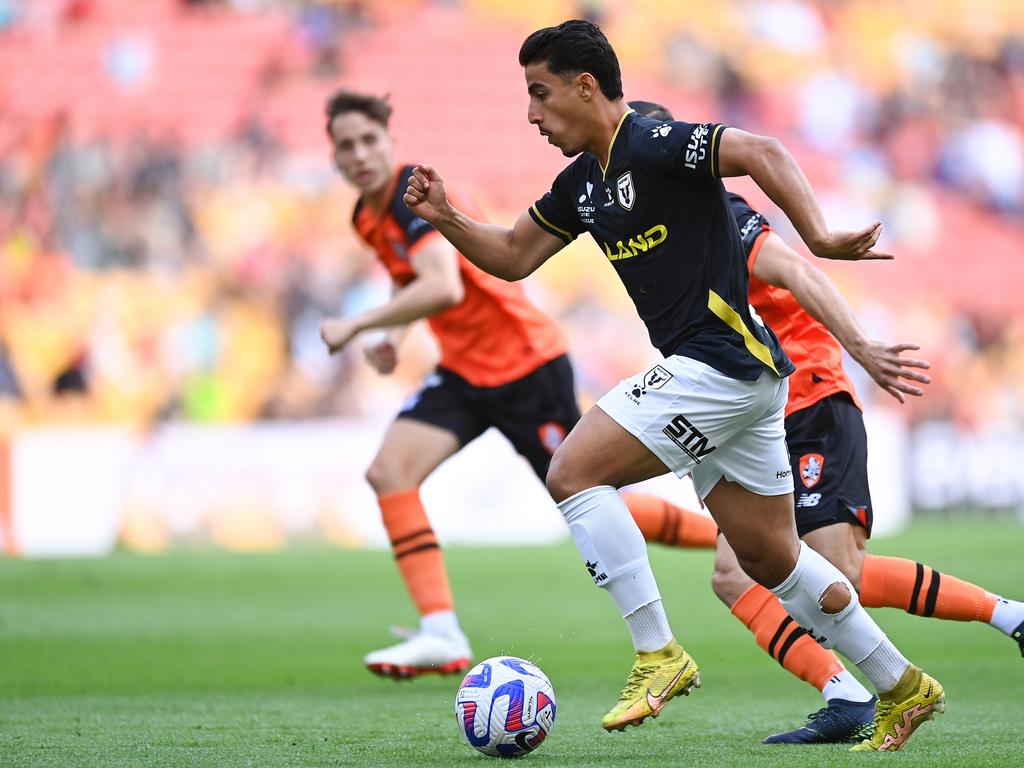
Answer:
[
  {"left": 850, "top": 666, "right": 944, "bottom": 752},
  {"left": 602, "top": 639, "right": 700, "bottom": 731}
]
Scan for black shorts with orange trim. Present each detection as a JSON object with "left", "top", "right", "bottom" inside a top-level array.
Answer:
[
  {"left": 397, "top": 354, "right": 581, "bottom": 480},
  {"left": 785, "top": 392, "right": 874, "bottom": 538}
]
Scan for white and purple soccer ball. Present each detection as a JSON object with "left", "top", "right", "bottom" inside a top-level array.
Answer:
[{"left": 454, "top": 656, "right": 556, "bottom": 758}]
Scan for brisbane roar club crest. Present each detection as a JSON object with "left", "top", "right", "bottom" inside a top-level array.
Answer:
[
  {"left": 616, "top": 171, "right": 635, "bottom": 210},
  {"left": 799, "top": 453, "right": 825, "bottom": 489},
  {"left": 537, "top": 422, "right": 567, "bottom": 455}
]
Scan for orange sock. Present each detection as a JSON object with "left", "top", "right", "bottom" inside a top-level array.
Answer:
[
  {"left": 622, "top": 492, "right": 718, "bottom": 549},
  {"left": 859, "top": 554, "right": 997, "bottom": 622},
  {"left": 378, "top": 489, "right": 454, "bottom": 616},
  {"left": 731, "top": 584, "right": 845, "bottom": 692}
]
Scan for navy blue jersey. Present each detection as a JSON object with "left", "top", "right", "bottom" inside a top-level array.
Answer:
[{"left": 530, "top": 111, "right": 793, "bottom": 381}]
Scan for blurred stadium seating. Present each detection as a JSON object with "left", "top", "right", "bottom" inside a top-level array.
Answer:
[{"left": 1, "top": 0, "right": 1023, "bottom": 535}]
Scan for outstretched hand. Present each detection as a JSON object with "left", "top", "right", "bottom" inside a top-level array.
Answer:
[
  {"left": 403, "top": 164, "right": 450, "bottom": 224},
  {"left": 855, "top": 341, "right": 931, "bottom": 403},
  {"left": 812, "top": 222, "right": 894, "bottom": 261}
]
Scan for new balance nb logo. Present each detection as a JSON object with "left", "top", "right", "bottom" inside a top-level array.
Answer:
[
  {"left": 585, "top": 560, "right": 608, "bottom": 584},
  {"left": 797, "top": 493, "right": 822, "bottom": 508},
  {"left": 662, "top": 415, "right": 717, "bottom": 463}
]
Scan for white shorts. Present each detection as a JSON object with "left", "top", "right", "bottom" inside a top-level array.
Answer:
[{"left": 597, "top": 356, "right": 794, "bottom": 499}]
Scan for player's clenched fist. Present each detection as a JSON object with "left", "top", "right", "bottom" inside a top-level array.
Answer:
[
  {"left": 364, "top": 339, "right": 399, "bottom": 375},
  {"left": 403, "top": 164, "right": 450, "bottom": 223},
  {"left": 320, "top": 317, "right": 360, "bottom": 355}
]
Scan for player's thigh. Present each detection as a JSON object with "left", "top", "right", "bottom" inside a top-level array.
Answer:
[
  {"left": 705, "top": 479, "right": 799, "bottom": 588},
  {"left": 802, "top": 523, "right": 868, "bottom": 590},
  {"left": 788, "top": 393, "right": 874, "bottom": 545},
  {"left": 546, "top": 404, "right": 669, "bottom": 502},
  {"left": 711, "top": 532, "right": 757, "bottom": 607},
  {"left": 485, "top": 355, "right": 583, "bottom": 481},
  {"left": 367, "top": 370, "right": 486, "bottom": 492}
]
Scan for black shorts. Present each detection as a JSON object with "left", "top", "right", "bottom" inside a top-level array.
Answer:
[
  {"left": 785, "top": 392, "right": 874, "bottom": 538},
  {"left": 397, "top": 354, "right": 581, "bottom": 480}
]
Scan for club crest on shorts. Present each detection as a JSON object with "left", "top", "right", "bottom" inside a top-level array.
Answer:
[
  {"left": 616, "top": 171, "right": 635, "bottom": 210},
  {"left": 799, "top": 453, "right": 825, "bottom": 488},
  {"left": 537, "top": 421, "right": 567, "bottom": 455},
  {"left": 644, "top": 365, "right": 672, "bottom": 389}
]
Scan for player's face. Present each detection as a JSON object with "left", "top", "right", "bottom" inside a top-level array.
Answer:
[
  {"left": 328, "top": 112, "right": 395, "bottom": 195},
  {"left": 524, "top": 62, "right": 590, "bottom": 157}
]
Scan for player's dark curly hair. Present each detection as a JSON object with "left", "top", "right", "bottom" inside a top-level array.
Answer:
[
  {"left": 518, "top": 20, "right": 623, "bottom": 101},
  {"left": 628, "top": 100, "right": 674, "bottom": 121},
  {"left": 324, "top": 90, "right": 392, "bottom": 136}
]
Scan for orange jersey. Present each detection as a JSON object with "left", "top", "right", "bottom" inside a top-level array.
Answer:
[
  {"left": 352, "top": 165, "right": 567, "bottom": 387},
  {"left": 730, "top": 194, "right": 861, "bottom": 417}
]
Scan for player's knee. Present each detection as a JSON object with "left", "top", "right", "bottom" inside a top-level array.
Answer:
[
  {"left": 711, "top": 562, "right": 747, "bottom": 607},
  {"left": 734, "top": 544, "right": 798, "bottom": 591},
  {"left": 818, "top": 581, "right": 852, "bottom": 614},
  {"left": 544, "top": 448, "right": 579, "bottom": 504},
  {"left": 832, "top": 554, "right": 863, "bottom": 591},
  {"left": 365, "top": 459, "right": 413, "bottom": 496},
  {"left": 733, "top": 553, "right": 770, "bottom": 588}
]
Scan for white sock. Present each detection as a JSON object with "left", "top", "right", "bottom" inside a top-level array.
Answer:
[
  {"left": 624, "top": 600, "right": 673, "bottom": 653},
  {"left": 857, "top": 640, "right": 910, "bottom": 695},
  {"left": 558, "top": 485, "right": 672, "bottom": 651},
  {"left": 821, "top": 669, "right": 874, "bottom": 704},
  {"left": 990, "top": 597, "right": 1024, "bottom": 636},
  {"left": 421, "top": 610, "right": 460, "bottom": 637},
  {"left": 771, "top": 542, "right": 909, "bottom": 694}
]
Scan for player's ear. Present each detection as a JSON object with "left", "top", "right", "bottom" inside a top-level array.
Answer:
[{"left": 576, "top": 72, "right": 597, "bottom": 101}]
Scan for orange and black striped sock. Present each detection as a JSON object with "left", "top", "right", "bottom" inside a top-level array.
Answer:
[
  {"left": 622, "top": 491, "right": 718, "bottom": 549},
  {"left": 859, "top": 554, "right": 997, "bottom": 622},
  {"left": 731, "top": 583, "right": 845, "bottom": 693},
  {"left": 378, "top": 488, "right": 454, "bottom": 617}
]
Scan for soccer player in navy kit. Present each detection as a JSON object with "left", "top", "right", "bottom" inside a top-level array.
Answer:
[
  {"left": 319, "top": 91, "right": 719, "bottom": 682},
  {"left": 404, "top": 21, "right": 943, "bottom": 751}
]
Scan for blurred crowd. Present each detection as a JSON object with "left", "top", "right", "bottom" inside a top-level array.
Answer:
[
  {"left": 631, "top": 0, "right": 1024, "bottom": 218},
  {"left": 1, "top": 0, "right": 1023, "bottom": 435}
]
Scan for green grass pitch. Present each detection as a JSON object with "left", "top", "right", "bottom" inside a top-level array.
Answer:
[{"left": 1, "top": 521, "right": 1021, "bottom": 767}]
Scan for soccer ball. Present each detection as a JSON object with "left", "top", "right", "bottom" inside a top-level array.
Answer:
[{"left": 454, "top": 656, "right": 556, "bottom": 758}]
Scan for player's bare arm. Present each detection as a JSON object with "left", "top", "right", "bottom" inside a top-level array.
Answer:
[
  {"left": 716, "top": 129, "right": 893, "bottom": 262},
  {"left": 752, "top": 231, "right": 931, "bottom": 402},
  {"left": 320, "top": 238, "right": 464, "bottom": 355},
  {"left": 403, "top": 164, "right": 565, "bottom": 281}
]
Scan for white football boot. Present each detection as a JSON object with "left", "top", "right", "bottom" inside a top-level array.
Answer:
[{"left": 364, "top": 626, "right": 472, "bottom": 679}]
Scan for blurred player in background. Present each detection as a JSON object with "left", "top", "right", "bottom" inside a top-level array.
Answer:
[
  {"left": 319, "top": 91, "right": 716, "bottom": 680},
  {"left": 628, "top": 99, "right": 1024, "bottom": 743},
  {"left": 404, "top": 19, "right": 949, "bottom": 751}
]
